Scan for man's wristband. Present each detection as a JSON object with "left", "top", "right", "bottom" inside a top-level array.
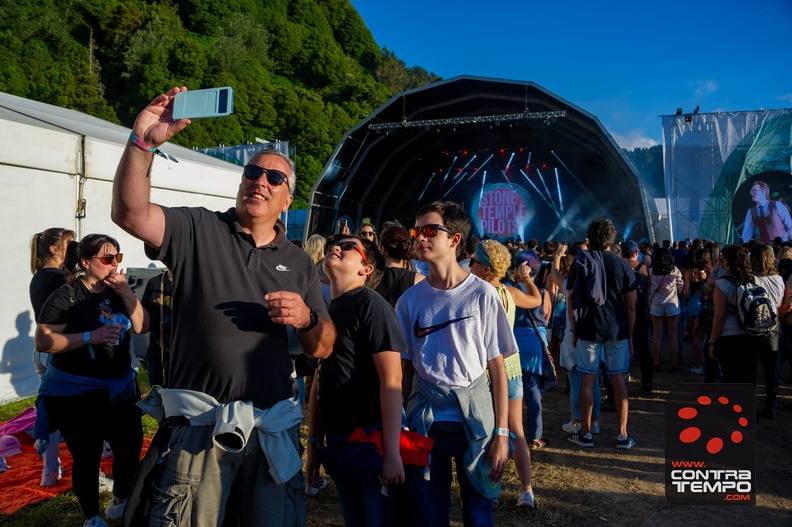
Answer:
[
  {"left": 495, "top": 428, "right": 510, "bottom": 437},
  {"left": 129, "top": 133, "right": 179, "bottom": 163}
]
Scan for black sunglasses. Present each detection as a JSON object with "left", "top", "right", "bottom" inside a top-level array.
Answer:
[
  {"left": 242, "top": 165, "right": 289, "bottom": 187},
  {"left": 469, "top": 258, "right": 480, "bottom": 267},
  {"left": 410, "top": 224, "right": 453, "bottom": 240}
]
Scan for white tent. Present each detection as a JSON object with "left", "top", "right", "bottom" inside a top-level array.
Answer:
[{"left": 0, "top": 91, "right": 242, "bottom": 404}]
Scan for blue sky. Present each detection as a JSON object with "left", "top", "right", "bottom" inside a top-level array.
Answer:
[{"left": 349, "top": 0, "right": 792, "bottom": 150}]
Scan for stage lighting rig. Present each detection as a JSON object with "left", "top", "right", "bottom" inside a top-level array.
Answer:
[{"left": 368, "top": 110, "right": 567, "bottom": 131}]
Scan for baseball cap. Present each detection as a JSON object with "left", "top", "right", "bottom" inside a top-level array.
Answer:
[
  {"left": 0, "top": 435, "right": 23, "bottom": 457},
  {"left": 622, "top": 240, "right": 639, "bottom": 254}
]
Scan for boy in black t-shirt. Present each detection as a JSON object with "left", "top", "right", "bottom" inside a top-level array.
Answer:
[{"left": 306, "top": 236, "right": 407, "bottom": 526}]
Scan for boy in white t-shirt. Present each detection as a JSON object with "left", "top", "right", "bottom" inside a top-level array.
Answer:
[{"left": 397, "top": 201, "right": 516, "bottom": 527}]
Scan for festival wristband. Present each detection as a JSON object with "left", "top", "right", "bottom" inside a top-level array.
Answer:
[
  {"left": 495, "top": 428, "right": 510, "bottom": 437},
  {"left": 129, "top": 133, "right": 179, "bottom": 164}
]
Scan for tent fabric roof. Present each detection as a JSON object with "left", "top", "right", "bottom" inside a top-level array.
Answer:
[
  {"left": 308, "top": 75, "right": 650, "bottom": 242},
  {"left": 0, "top": 91, "right": 236, "bottom": 170}
]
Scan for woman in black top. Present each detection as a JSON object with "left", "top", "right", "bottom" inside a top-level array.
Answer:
[
  {"left": 29, "top": 227, "right": 75, "bottom": 487},
  {"left": 374, "top": 225, "right": 425, "bottom": 308},
  {"left": 35, "top": 234, "right": 148, "bottom": 527}
]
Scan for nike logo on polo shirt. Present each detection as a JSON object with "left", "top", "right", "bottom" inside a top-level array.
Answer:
[
  {"left": 276, "top": 264, "right": 290, "bottom": 271},
  {"left": 414, "top": 315, "right": 473, "bottom": 339}
]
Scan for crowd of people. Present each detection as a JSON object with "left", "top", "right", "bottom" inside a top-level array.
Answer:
[{"left": 25, "top": 87, "right": 789, "bottom": 527}]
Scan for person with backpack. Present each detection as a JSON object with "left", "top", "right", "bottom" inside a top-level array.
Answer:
[
  {"left": 708, "top": 245, "right": 782, "bottom": 391},
  {"left": 748, "top": 244, "right": 784, "bottom": 418}
]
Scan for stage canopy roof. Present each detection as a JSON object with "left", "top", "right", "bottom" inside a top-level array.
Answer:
[{"left": 307, "top": 75, "right": 651, "bottom": 243}]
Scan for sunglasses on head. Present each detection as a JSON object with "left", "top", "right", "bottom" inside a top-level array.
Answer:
[
  {"left": 410, "top": 224, "right": 453, "bottom": 240},
  {"left": 242, "top": 165, "right": 289, "bottom": 187},
  {"left": 92, "top": 253, "right": 123, "bottom": 265},
  {"left": 336, "top": 241, "right": 369, "bottom": 265}
]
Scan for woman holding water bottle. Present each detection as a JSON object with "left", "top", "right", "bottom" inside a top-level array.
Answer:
[{"left": 34, "top": 234, "right": 148, "bottom": 527}]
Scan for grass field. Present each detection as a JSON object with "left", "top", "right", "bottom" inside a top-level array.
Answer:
[{"left": 2, "top": 360, "right": 791, "bottom": 527}]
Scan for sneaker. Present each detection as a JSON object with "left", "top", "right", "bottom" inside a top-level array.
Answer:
[
  {"left": 561, "top": 420, "right": 580, "bottom": 433},
  {"left": 40, "top": 465, "right": 64, "bottom": 487},
  {"left": 516, "top": 490, "right": 536, "bottom": 509},
  {"left": 84, "top": 516, "right": 109, "bottom": 527},
  {"left": 616, "top": 434, "right": 637, "bottom": 449},
  {"left": 101, "top": 441, "right": 114, "bottom": 460},
  {"left": 568, "top": 432, "right": 594, "bottom": 447},
  {"left": 640, "top": 383, "right": 653, "bottom": 395},
  {"left": 591, "top": 421, "right": 600, "bottom": 435},
  {"left": 690, "top": 366, "right": 704, "bottom": 375},
  {"left": 305, "top": 477, "right": 328, "bottom": 497},
  {"left": 105, "top": 498, "right": 126, "bottom": 521}
]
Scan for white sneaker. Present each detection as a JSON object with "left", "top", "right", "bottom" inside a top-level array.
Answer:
[
  {"left": 40, "top": 465, "right": 63, "bottom": 487},
  {"left": 591, "top": 421, "right": 601, "bottom": 435},
  {"left": 690, "top": 366, "right": 704, "bottom": 375},
  {"left": 105, "top": 498, "right": 126, "bottom": 521},
  {"left": 84, "top": 516, "right": 109, "bottom": 527},
  {"left": 516, "top": 490, "right": 536, "bottom": 509},
  {"left": 561, "top": 420, "right": 580, "bottom": 433},
  {"left": 305, "top": 477, "right": 328, "bottom": 497}
]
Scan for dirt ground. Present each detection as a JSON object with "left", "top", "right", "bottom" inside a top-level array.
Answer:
[{"left": 304, "top": 354, "right": 792, "bottom": 527}]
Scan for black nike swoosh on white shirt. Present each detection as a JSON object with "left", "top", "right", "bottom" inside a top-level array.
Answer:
[{"left": 413, "top": 315, "right": 473, "bottom": 339}]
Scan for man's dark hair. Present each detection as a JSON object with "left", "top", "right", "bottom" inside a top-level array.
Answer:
[
  {"left": 586, "top": 217, "right": 617, "bottom": 251},
  {"left": 526, "top": 238, "right": 539, "bottom": 250},
  {"left": 662, "top": 239, "right": 671, "bottom": 248},
  {"left": 464, "top": 235, "right": 480, "bottom": 257},
  {"left": 415, "top": 201, "right": 471, "bottom": 243}
]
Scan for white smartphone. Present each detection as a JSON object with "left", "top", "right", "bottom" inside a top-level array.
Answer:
[{"left": 172, "top": 87, "right": 234, "bottom": 119}]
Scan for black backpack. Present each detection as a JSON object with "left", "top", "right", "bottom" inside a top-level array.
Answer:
[{"left": 726, "top": 276, "right": 779, "bottom": 336}]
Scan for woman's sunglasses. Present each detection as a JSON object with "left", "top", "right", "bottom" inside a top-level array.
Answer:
[
  {"left": 410, "top": 224, "right": 453, "bottom": 240},
  {"left": 336, "top": 241, "right": 369, "bottom": 265},
  {"left": 92, "top": 253, "right": 123, "bottom": 265},
  {"left": 242, "top": 165, "right": 289, "bottom": 187},
  {"left": 360, "top": 230, "right": 376, "bottom": 238}
]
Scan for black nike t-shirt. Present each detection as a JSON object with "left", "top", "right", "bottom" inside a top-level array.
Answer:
[{"left": 318, "top": 287, "right": 405, "bottom": 436}]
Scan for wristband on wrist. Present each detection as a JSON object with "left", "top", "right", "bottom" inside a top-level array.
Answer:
[
  {"left": 495, "top": 428, "right": 510, "bottom": 437},
  {"left": 129, "top": 133, "right": 179, "bottom": 164},
  {"left": 307, "top": 436, "right": 320, "bottom": 444}
]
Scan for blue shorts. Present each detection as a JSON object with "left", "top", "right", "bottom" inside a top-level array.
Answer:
[
  {"left": 576, "top": 339, "right": 630, "bottom": 374},
  {"left": 507, "top": 375, "right": 524, "bottom": 401},
  {"left": 650, "top": 301, "right": 681, "bottom": 317}
]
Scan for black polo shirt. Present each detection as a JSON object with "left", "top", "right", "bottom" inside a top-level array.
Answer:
[{"left": 145, "top": 206, "right": 328, "bottom": 409}]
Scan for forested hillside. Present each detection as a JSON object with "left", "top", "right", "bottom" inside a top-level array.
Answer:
[{"left": 0, "top": 0, "right": 439, "bottom": 207}]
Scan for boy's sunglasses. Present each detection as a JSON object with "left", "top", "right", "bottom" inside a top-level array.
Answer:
[
  {"left": 242, "top": 165, "right": 289, "bottom": 187},
  {"left": 336, "top": 241, "right": 369, "bottom": 265},
  {"left": 92, "top": 253, "right": 123, "bottom": 265},
  {"left": 410, "top": 224, "right": 453, "bottom": 240}
]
